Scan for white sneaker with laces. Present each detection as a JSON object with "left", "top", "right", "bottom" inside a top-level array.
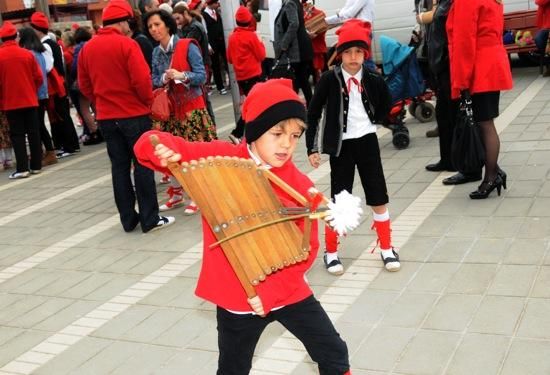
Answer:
[
  {"left": 146, "top": 216, "right": 175, "bottom": 233},
  {"left": 9, "top": 171, "right": 30, "bottom": 179},
  {"left": 323, "top": 252, "right": 344, "bottom": 275}
]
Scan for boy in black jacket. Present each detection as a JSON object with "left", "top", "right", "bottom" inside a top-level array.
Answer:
[{"left": 306, "top": 19, "right": 400, "bottom": 274}]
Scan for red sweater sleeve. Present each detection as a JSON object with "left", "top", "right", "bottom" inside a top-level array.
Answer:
[
  {"left": 448, "top": 0, "right": 480, "bottom": 93},
  {"left": 252, "top": 35, "right": 266, "bottom": 63},
  {"left": 78, "top": 47, "right": 94, "bottom": 103}
]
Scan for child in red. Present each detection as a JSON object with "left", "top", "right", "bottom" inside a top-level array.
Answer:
[
  {"left": 135, "top": 79, "right": 351, "bottom": 375},
  {"left": 227, "top": 5, "right": 266, "bottom": 142},
  {"left": 307, "top": 20, "right": 400, "bottom": 274}
]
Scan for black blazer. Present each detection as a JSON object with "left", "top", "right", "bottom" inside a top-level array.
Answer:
[{"left": 306, "top": 65, "right": 392, "bottom": 157}]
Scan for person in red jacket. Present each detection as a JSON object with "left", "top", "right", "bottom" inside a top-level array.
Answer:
[
  {"left": 303, "top": 0, "right": 327, "bottom": 82},
  {"left": 134, "top": 79, "right": 351, "bottom": 375},
  {"left": 78, "top": 0, "right": 175, "bottom": 233},
  {"left": 0, "top": 21, "right": 43, "bottom": 179},
  {"left": 447, "top": 0, "right": 513, "bottom": 199},
  {"left": 227, "top": 5, "right": 266, "bottom": 142},
  {"left": 535, "top": 0, "right": 550, "bottom": 76}
]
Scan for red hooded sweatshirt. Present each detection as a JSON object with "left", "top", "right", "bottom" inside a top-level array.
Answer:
[{"left": 227, "top": 26, "right": 266, "bottom": 82}]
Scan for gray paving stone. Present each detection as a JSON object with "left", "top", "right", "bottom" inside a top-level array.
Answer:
[
  {"left": 351, "top": 326, "right": 416, "bottom": 371},
  {"left": 33, "top": 300, "right": 103, "bottom": 332},
  {"left": 380, "top": 292, "right": 438, "bottom": 328},
  {"left": 0, "top": 330, "right": 50, "bottom": 367},
  {"left": 155, "top": 349, "right": 218, "bottom": 375},
  {"left": 517, "top": 299, "right": 550, "bottom": 339},
  {"left": 139, "top": 276, "right": 196, "bottom": 307},
  {"left": 394, "top": 330, "right": 460, "bottom": 375},
  {"left": 368, "top": 261, "right": 421, "bottom": 291},
  {"left": 528, "top": 198, "right": 550, "bottom": 216},
  {"left": 464, "top": 238, "right": 512, "bottom": 264},
  {"left": 427, "top": 237, "right": 475, "bottom": 263},
  {"left": 35, "top": 337, "right": 111, "bottom": 375},
  {"left": 153, "top": 310, "right": 214, "bottom": 349},
  {"left": 422, "top": 294, "right": 482, "bottom": 332},
  {"left": 0, "top": 326, "right": 24, "bottom": 346},
  {"left": 487, "top": 265, "right": 538, "bottom": 297},
  {"left": 518, "top": 217, "right": 550, "bottom": 238},
  {"left": 481, "top": 217, "right": 525, "bottom": 238},
  {"left": 121, "top": 307, "right": 189, "bottom": 343},
  {"left": 446, "top": 333, "right": 509, "bottom": 375},
  {"left": 446, "top": 216, "right": 490, "bottom": 238},
  {"left": 92, "top": 305, "right": 158, "bottom": 340},
  {"left": 339, "top": 289, "right": 399, "bottom": 325},
  {"left": 468, "top": 296, "right": 525, "bottom": 335},
  {"left": 83, "top": 274, "right": 142, "bottom": 301},
  {"left": 35, "top": 270, "right": 93, "bottom": 297},
  {"left": 6, "top": 297, "right": 73, "bottom": 329},
  {"left": 60, "top": 273, "right": 117, "bottom": 300},
  {"left": 494, "top": 198, "right": 534, "bottom": 217},
  {"left": 0, "top": 295, "right": 47, "bottom": 325},
  {"left": 70, "top": 341, "right": 142, "bottom": 374},
  {"left": 500, "top": 338, "right": 550, "bottom": 375},
  {"left": 414, "top": 216, "right": 459, "bottom": 237},
  {"left": 504, "top": 239, "right": 547, "bottom": 265},
  {"left": 406, "top": 263, "right": 458, "bottom": 293},
  {"left": 531, "top": 266, "right": 550, "bottom": 298},
  {"left": 446, "top": 264, "right": 498, "bottom": 295},
  {"left": 108, "top": 344, "right": 179, "bottom": 375}
]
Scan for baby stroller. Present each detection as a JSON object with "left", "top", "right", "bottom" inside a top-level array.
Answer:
[{"left": 380, "top": 35, "right": 435, "bottom": 149}]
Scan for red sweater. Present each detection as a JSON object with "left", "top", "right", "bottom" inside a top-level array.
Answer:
[
  {"left": 134, "top": 130, "right": 320, "bottom": 314},
  {"left": 0, "top": 41, "right": 42, "bottom": 111},
  {"left": 227, "top": 27, "right": 266, "bottom": 81},
  {"left": 446, "top": 0, "right": 513, "bottom": 99},
  {"left": 78, "top": 27, "right": 153, "bottom": 120},
  {"left": 536, "top": 0, "right": 550, "bottom": 29}
]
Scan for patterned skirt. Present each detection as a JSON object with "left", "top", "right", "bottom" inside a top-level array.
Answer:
[
  {"left": 153, "top": 108, "right": 216, "bottom": 142},
  {"left": 0, "top": 111, "right": 12, "bottom": 149}
]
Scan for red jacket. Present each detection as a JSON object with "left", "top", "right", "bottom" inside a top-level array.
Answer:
[
  {"left": 446, "top": 0, "right": 513, "bottom": 99},
  {"left": 536, "top": 0, "right": 550, "bottom": 29},
  {"left": 134, "top": 130, "right": 320, "bottom": 314},
  {"left": 78, "top": 27, "right": 153, "bottom": 120},
  {"left": 0, "top": 41, "right": 42, "bottom": 111},
  {"left": 227, "top": 27, "right": 266, "bottom": 81}
]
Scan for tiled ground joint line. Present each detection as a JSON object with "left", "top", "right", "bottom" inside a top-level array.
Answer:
[
  {"left": 0, "top": 126, "right": 389, "bottom": 374},
  {"left": 250, "top": 75, "right": 549, "bottom": 374}
]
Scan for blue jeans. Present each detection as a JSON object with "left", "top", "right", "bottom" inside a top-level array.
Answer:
[
  {"left": 99, "top": 115, "right": 160, "bottom": 232},
  {"left": 535, "top": 29, "right": 550, "bottom": 53}
]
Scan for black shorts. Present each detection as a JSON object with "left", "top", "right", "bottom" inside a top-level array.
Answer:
[
  {"left": 329, "top": 132, "right": 389, "bottom": 206},
  {"left": 471, "top": 91, "right": 500, "bottom": 122}
]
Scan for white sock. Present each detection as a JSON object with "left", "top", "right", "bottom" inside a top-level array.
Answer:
[
  {"left": 325, "top": 251, "right": 339, "bottom": 263},
  {"left": 373, "top": 209, "right": 390, "bottom": 222},
  {"left": 380, "top": 248, "right": 395, "bottom": 260}
]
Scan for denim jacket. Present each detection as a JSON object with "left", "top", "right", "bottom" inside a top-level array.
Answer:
[{"left": 32, "top": 51, "right": 48, "bottom": 100}]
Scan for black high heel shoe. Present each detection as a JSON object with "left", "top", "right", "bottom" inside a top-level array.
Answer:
[
  {"left": 469, "top": 175, "right": 504, "bottom": 199},
  {"left": 497, "top": 168, "right": 507, "bottom": 190}
]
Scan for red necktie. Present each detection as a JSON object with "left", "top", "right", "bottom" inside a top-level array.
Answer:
[{"left": 347, "top": 77, "right": 363, "bottom": 93}]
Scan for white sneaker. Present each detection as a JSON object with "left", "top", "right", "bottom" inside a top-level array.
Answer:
[
  {"left": 9, "top": 171, "right": 30, "bottom": 179},
  {"left": 323, "top": 252, "right": 344, "bottom": 275},
  {"left": 146, "top": 216, "right": 175, "bottom": 233},
  {"left": 381, "top": 249, "right": 401, "bottom": 272},
  {"left": 30, "top": 169, "right": 42, "bottom": 175}
]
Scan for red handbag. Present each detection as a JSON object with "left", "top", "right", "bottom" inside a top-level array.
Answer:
[{"left": 151, "top": 87, "right": 172, "bottom": 122}]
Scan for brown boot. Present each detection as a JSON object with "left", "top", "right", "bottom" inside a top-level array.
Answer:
[
  {"left": 42, "top": 150, "right": 58, "bottom": 167},
  {"left": 426, "top": 127, "right": 439, "bottom": 137}
]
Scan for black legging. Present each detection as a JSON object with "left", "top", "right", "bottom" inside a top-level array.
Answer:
[{"left": 291, "top": 61, "right": 313, "bottom": 107}]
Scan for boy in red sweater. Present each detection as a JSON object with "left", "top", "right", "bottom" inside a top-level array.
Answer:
[
  {"left": 226, "top": 5, "right": 266, "bottom": 143},
  {"left": 134, "top": 79, "right": 351, "bottom": 375}
]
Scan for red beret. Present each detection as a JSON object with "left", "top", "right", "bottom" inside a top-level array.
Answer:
[
  {"left": 235, "top": 6, "right": 253, "bottom": 25},
  {"left": 188, "top": 0, "right": 202, "bottom": 10},
  {"left": 30, "top": 12, "right": 50, "bottom": 31},
  {"left": 336, "top": 19, "right": 371, "bottom": 56},
  {"left": 242, "top": 79, "right": 306, "bottom": 144},
  {"left": 0, "top": 21, "right": 17, "bottom": 40},
  {"left": 102, "top": 0, "right": 134, "bottom": 25}
]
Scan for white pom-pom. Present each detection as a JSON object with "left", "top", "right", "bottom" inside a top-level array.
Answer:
[{"left": 325, "top": 190, "right": 363, "bottom": 235}]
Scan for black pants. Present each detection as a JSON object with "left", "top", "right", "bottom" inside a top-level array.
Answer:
[
  {"left": 216, "top": 296, "right": 349, "bottom": 375},
  {"left": 211, "top": 46, "right": 228, "bottom": 91},
  {"left": 434, "top": 68, "right": 458, "bottom": 170},
  {"left": 50, "top": 95, "right": 80, "bottom": 152},
  {"left": 291, "top": 61, "right": 313, "bottom": 107},
  {"left": 98, "top": 115, "right": 160, "bottom": 232},
  {"left": 5, "top": 107, "right": 42, "bottom": 172},
  {"left": 329, "top": 133, "right": 389, "bottom": 206},
  {"left": 37, "top": 99, "right": 54, "bottom": 152},
  {"left": 232, "top": 75, "right": 263, "bottom": 138}
]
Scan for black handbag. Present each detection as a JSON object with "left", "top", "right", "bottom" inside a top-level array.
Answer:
[
  {"left": 451, "top": 91, "right": 485, "bottom": 174},
  {"left": 269, "top": 54, "right": 295, "bottom": 80}
]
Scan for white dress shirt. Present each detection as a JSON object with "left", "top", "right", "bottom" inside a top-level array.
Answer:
[
  {"left": 325, "top": 0, "right": 376, "bottom": 25},
  {"left": 341, "top": 67, "right": 377, "bottom": 140}
]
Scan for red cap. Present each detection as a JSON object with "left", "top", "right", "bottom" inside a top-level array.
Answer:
[
  {"left": 30, "top": 12, "right": 50, "bottom": 32},
  {"left": 102, "top": 0, "right": 134, "bottom": 25},
  {"left": 336, "top": 19, "right": 371, "bottom": 57},
  {"left": 235, "top": 6, "right": 253, "bottom": 25},
  {"left": 242, "top": 79, "right": 306, "bottom": 144},
  {"left": 0, "top": 21, "right": 17, "bottom": 40},
  {"left": 188, "top": 0, "right": 202, "bottom": 10}
]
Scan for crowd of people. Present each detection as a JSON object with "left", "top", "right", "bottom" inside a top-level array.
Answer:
[{"left": 1, "top": 0, "right": 547, "bottom": 373}]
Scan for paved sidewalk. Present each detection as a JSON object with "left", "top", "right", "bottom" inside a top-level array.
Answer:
[{"left": 0, "top": 68, "right": 549, "bottom": 375}]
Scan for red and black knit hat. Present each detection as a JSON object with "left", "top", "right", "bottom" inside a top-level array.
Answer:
[
  {"left": 235, "top": 6, "right": 253, "bottom": 26},
  {"left": 102, "top": 0, "right": 134, "bottom": 26},
  {"left": 243, "top": 79, "right": 306, "bottom": 144},
  {"left": 0, "top": 21, "right": 17, "bottom": 40},
  {"left": 30, "top": 12, "right": 50, "bottom": 34},
  {"left": 336, "top": 19, "right": 372, "bottom": 56}
]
